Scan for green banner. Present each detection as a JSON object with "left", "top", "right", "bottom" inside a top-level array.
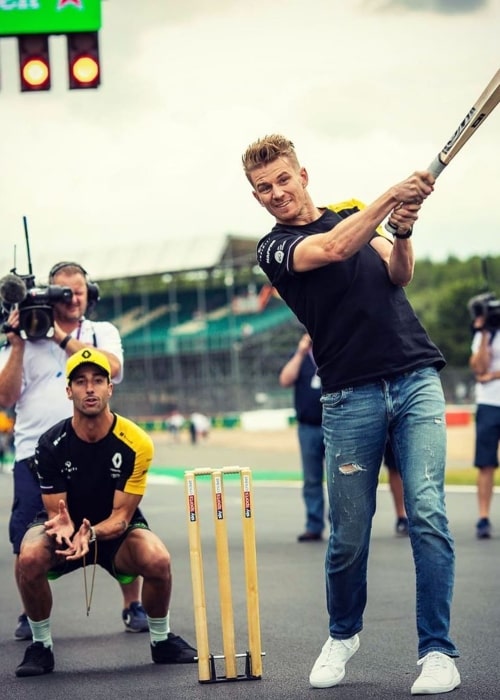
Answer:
[{"left": 0, "top": 0, "right": 101, "bottom": 36}]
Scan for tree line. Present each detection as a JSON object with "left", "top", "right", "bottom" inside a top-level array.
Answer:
[{"left": 407, "top": 254, "right": 499, "bottom": 367}]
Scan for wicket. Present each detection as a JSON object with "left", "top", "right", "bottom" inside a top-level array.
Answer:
[{"left": 184, "top": 466, "right": 263, "bottom": 683}]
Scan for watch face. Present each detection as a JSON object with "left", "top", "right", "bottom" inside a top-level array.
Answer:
[{"left": 394, "top": 228, "right": 412, "bottom": 239}]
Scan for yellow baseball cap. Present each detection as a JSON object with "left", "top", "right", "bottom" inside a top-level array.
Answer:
[{"left": 66, "top": 348, "right": 111, "bottom": 384}]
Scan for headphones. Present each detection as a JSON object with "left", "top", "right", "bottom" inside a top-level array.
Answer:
[{"left": 48, "top": 261, "right": 100, "bottom": 312}]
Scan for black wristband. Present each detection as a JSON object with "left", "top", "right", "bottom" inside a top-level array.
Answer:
[
  {"left": 59, "top": 334, "right": 72, "bottom": 349},
  {"left": 392, "top": 227, "right": 413, "bottom": 239}
]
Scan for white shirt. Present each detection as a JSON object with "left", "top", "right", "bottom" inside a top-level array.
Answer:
[
  {"left": 471, "top": 330, "right": 500, "bottom": 407},
  {"left": 190, "top": 412, "right": 211, "bottom": 432},
  {"left": 0, "top": 319, "right": 123, "bottom": 460}
]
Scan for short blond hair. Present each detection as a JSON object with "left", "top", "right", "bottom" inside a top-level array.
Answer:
[{"left": 241, "top": 134, "right": 300, "bottom": 182}]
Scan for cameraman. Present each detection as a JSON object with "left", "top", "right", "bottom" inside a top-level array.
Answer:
[
  {"left": 0, "top": 262, "right": 146, "bottom": 640},
  {"left": 470, "top": 311, "right": 500, "bottom": 539}
]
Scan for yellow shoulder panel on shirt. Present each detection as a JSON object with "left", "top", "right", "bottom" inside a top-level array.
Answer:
[
  {"left": 113, "top": 414, "right": 154, "bottom": 495},
  {"left": 326, "top": 199, "right": 391, "bottom": 242},
  {"left": 327, "top": 198, "right": 367, "bottom": 215}
]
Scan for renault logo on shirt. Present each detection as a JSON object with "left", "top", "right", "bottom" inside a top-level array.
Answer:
[
  {"left": 110, "top": 452, "right": 123, "bottom": 477},
  {"left": 62, "top": 461, "right": 77, "bottom": 478}
]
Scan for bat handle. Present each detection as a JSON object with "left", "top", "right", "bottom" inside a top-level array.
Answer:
[
  {"left": 384, "top": 156, "right": 447, "bottom": 234},
  {"left": 427, "top": 156, "right": 446, "bottom": 178},
  {"left": 384, "top": 220, "right": 398, "bottom": 235}
]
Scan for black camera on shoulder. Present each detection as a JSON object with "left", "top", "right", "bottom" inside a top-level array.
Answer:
[
  {"left": 0, "top": 216, "right": 73, "bottom": 341},
  {"left": 0, "top": 271, "right": 72, "bottom": 341},
  {"left": 467, "top": 292, "right": 500, "bottom": 332}
]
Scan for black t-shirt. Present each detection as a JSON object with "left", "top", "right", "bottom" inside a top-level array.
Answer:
[
  {"left": 289, "top": 352, "right": 322, "bottom": 426},
  {"left": 257, "top": 208, "right": 445, "bottom": 393},
  {"left": 34, "top": 413, "right": 153, "bottom": 531}
]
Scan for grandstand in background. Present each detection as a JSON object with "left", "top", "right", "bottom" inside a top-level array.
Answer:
[
  {"left": 90, "top": 234, "right": 301, "bottom": 419},
  {"left": 1, "top": 233, "right": 472, "bottom": 421}
]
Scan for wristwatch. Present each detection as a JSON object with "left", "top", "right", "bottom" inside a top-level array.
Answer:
[
  {"left": 392, "top": 227, "right": 413, "bottom": 239},
  {"left": 59, "top": 334, "right": 72, "bottom": 349}
]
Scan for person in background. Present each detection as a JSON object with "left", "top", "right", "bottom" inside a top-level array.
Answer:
[
  {"left": 167, "top": 409, "right": 185, "bottom": 442},
  {"left": 384, "top": 440, "right": 409, "bottom": 537},
  {"left": 280, "top": 334, "right": 408, "bottom": 541},
  {"left": 279, "top": 332, "right": 325, "bottom": 541},
  {"left": 0, "top": 262, "right": 147, "bottom": 641},
  {"left": 242, "top": 134, "right": 459, "bottom": 695},
  {"left": 0, "top": 408, "right": 14, "bottom": 470},
  {"left": 15, "top": 348, "right": 196, "bottom": 677},
  {"left": 469, "top": 311, "right": 500, "bottom": 539},
  {"left": 189, "top": 412, "right": 211, "bottom": 445}
]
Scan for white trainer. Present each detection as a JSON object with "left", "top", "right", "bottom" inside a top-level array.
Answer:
[
  {"left": 309, "top": 634, "right": 360, "bottom": 688},
  {"left": 411, "top": 652, "right": 461, "bottom": 695}
]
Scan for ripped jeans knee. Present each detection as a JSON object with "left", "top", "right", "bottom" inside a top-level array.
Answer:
[{"left": 338, "top": 462, "right": 365, "bottom": 475}]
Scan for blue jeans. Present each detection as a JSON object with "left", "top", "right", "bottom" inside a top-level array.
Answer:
[
  {"left": 321, "top": 367, "right": 458, "bottom": 659},
  {"left": 297, "top": 422, "right": 325, "bottom": 534}
]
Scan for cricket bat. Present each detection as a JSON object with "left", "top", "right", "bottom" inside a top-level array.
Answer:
[{"left": 386, "top": 67, "right": 500, "bottom": 235}]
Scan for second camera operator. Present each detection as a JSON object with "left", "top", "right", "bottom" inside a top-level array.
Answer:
[
  {"left": 469, "top": 293, "right": 500, "bottom": 539},
  {"left": 0, "top": 262, "right": 146, "bottom": 640}
]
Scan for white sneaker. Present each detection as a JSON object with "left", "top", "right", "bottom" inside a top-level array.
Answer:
[
  {"left": 411, "top": 652, "right": 461, "bottom": 695},
  {"left": 309, "top": 634, "right": 360, "bottom": 688}
]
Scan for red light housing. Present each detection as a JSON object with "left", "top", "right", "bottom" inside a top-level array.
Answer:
[
  {"left": 18, "top": 35, "right": 51, "bottom": 92},
  {"left": 67, "top": 31, "right": 100, "bottom": 90}
]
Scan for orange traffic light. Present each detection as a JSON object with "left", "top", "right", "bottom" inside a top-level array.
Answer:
[
  {"left": 67, "top": 32, "right": 100, "bottom": 89},
  {"left": 18, "top": 35, "right": 51, "bottom": 92}
]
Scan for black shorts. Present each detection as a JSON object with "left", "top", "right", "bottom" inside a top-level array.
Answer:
[
  {"left": 27, "top": 511, "right": 150, "bottom": 584},
  {"left": 474, "top": 404, "right": 500, "bottom": 468}
]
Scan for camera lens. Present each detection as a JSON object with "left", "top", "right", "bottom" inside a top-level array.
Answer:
[{"left": 19, "top": 306, "right": 53, "bottom": 340}]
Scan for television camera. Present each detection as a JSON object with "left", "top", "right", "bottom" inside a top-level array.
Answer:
[
  {"left": 0, "top": 217, "right": 72, "bottom": 341},
  {"left": 467, "top": 292, "right": 500, "bottom": 333},
  {"left": 467, "top": 258, "right": 500, "bottom": 333}
]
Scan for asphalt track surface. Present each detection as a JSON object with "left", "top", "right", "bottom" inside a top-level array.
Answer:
[{"left": 0, "top": 432, "right": 498, "bottom": 700}]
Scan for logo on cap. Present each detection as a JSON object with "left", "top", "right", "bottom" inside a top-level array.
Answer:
[{"left": 66, "top": 348, "right": 111, "bottom": 384}]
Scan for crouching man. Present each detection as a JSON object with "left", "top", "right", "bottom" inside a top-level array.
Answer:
[{"left": 16, "top": 347, "right": 196, "bottom": 677}]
